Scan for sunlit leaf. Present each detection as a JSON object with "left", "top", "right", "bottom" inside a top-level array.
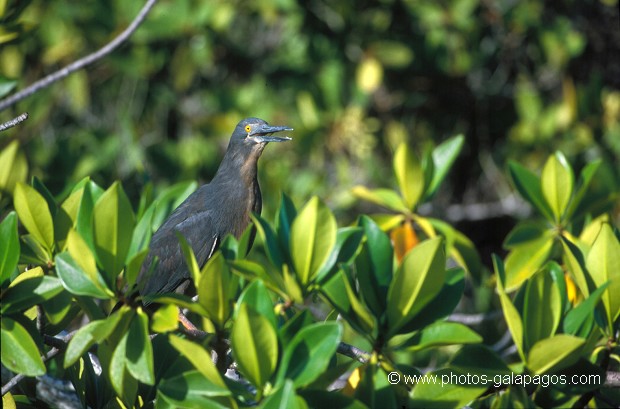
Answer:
[
  {"left": 1, "top": 317, "right": 45, "bottom": 376},
  {"left": 0, "top": 211, "right": 19, "bottom": 285},
  {"left": 541, "top": 151, "right": 574, "bottom": 222},
  {"left": 13, "top": 182, "right": 54, "bottom": 254},
  {"left": 527, "top": 334, "right": 585, "bottom": 375},
  {"left": 394, "top": 143, "right": 425, "bottom": 209}
]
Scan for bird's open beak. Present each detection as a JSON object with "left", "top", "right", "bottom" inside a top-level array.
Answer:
[{"left": 250, "top": 124, "right": 293, "bottom": 143}]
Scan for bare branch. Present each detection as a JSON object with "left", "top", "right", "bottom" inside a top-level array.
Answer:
[
  {"left": 337, "top": 342, "right": 371, "bottom": 363},
  {"left": 0, "top": 0, "right": 158, "bottom": 112},
  {"left": 0, "top": 112, "right": 28, "bottom": 132}
]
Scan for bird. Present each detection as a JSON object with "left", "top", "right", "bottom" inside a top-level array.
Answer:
[{"left": 136, "top": 117, "right": 292, "bottom": 304}]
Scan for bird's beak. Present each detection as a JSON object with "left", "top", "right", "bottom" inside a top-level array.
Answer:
[{"left": 250, "top": 124, "right": 293, "bottom": 143}]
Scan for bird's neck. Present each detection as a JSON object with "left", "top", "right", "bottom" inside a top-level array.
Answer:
[{"left": 214, "top": 143, "right": 265, "bottom": 187}]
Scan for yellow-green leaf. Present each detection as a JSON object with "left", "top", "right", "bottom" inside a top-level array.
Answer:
[
  {"left": 586, "top": 223, "right": 620, "bottom": 332},
  {"left": 527, "top": 334, "right": 585, "bottom": 375},
  {"left": 290, "top": 196, "right": 337, "bottom": 285},
  {"left": 13, "top": 182, "right": 54, "bottom": 253},
  {"left": 394, "top": 143, "right": 425, "bottom": 210},
  {"left": 541, "top": 152, "right": 574, "bottom": 222}
]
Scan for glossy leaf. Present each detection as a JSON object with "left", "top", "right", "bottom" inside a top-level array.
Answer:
[
  {"left": 232, "top": 303, "right": 278, "bottom": 389},
  {"left": 426, "top": 134, "right": 465, "bottom": 199},
  {"left": 563, "top": 283, "right": 609, "bottom": 337},
  {"left": 394, "top": 143, "right": 425, "bottom": 209},
  {"left": 0, "top": 211, "right": 19, "bottom": 285},
  {"left": 125, "top": 309, "right": 155, "bottom": 385},
  {"left": 387, "top": 236, "right": 445, "bottom": 336},
  {"left": 277, "top": 322, "right": 342, "bottom": 388},
  {"left": 355, "top": 216, "right": 393, "bottom": 316},
  {"left": 541, "top": 151, "right": 574, "bottom": 222},
  {"left": 55, "top": 251, "right": 113, "bottom": 299},
  {"left": 494, "top": 255, "right": 525, "bottom": 361},
  {"left": 261, "top": 380, "right": 305, "bottom": 409},
  {"left": 410, "top": 368, "right": 487, "bottom": 409},
  {"left": 1, "top": 317, "right": 45, "bottom": 376},
  {"left": 398, "top": 267, "right": 465, "bottom": 333},
  {"left": 276, "top": 193, "right": 297, "bottom": 257},
  {"left": 0, "top": 141, "right": 28, "bottom": 201},
  {"left": 316, "top": 226, "right": 364, "bottom": 283},
  {"left": 527, "top": 334, "right": 585, "bottom": 375},
  {"left": 586, "top": 223, "right": 620, "bottom": 332},
  {"left": 198, "top": 252, "right": 233, "bottom": 328},
  {"left": 231, "top": 259, "right": 287, "bottom": 299},
  {"left": 157, "top": 371, "right": 231, "bottom": 408},
  {"left": 523, "top": 268, "right": 562, "bottom": 351},
  {"left": 236, "top": 280, "right": 277, "bottom": 330},
  {"left": 151, "top": 304, "right": 179, "bottom": 333},
  {"left": 321, "top": 269, "right": 376, "bottom": 335},
  {"left": 252, "top": 213, "right": 285, "bottom": 269},
  {"left": 13, "top": 182, "right": 54, "bottom": 253},
  {"left": 398, "top": 321, "right": 482, "bottom": 352},
  {"left": 450, "top": 344, "right": 512, "bottom": 376},
  {"left": 508, "top": 161, "right": 553, "bottom": 221},
  {"left": 1, "top": 275, "right": 64, "bottom": 314},
  {"left": 504, "top": 234, "right": 553, "bottom": 292},
  {"left": 93, "top": 181, "right": 135, "bottom": 277},
  {"left": 560, "top": 235, "right": 590, "bottom": 298},
  {"left": 351, "top": 186, "right": 409, "bottom": 213},
  {"left": 169, "top": 334, "right": 226, "bottom": 387},
  {"left": 64, "top": 311, "right": 124, "bottom": 367},
  {"left": 564, "top": 159, "right": 600, "bottom": 221},
  {"left": 290, "top": 196, "right": 337, "bottom": 285}
]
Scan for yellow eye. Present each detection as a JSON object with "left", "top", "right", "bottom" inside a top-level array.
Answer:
[{"left": 245, "top": 125, "right": 252, "bottom": 133}]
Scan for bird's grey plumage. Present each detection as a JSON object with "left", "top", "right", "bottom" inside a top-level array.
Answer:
[{"left": 137, "top": 118, "right": 292, "bottom": 303}]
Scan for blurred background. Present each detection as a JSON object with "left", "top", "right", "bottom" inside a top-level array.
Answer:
[{"left": 1, "top": 0, "right": 619, "bottom": 264}]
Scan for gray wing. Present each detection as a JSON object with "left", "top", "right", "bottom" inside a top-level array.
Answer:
[{"left": 137, "top": 202, "right": 221, "bottom": 300}]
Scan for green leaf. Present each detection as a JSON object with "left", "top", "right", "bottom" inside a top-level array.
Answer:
[
  {"left": 299, "top": 390, "right": 367, "bottom": 409},
  {"left": 13, "top": 182, "right": 54, "bottom": 254},
  {"left": 494, "top": 255, "right": 525, "bottom": 361},
  {"left": 1, "top": 275, "right": 64, "bottom": 314},
  {"left": 410, "top": 368, "right": 487, "bottom": 409},
  {"left": 450, "top": 344, "right": 512, "bottom": 377},
  {"left": 387, "top": 236, "right": 445, "bottom": 336},
  {"left": 527, "top": 334, "right": 585, "bottom": 375},
  {"left": 169, "top": 335, "right": 226, "bottom": 387},
  {"left": 351, "top": 186, "right": 409, "bottom": 213},
  {"left": 508, "top": 161, "right": 553, "bottom": 221},
  {"left": 277, "top": 322, "right": 342, "bottom": 388},
  {"left": 0, "top": 141, "right": 28, "bottom": 202},
  {"left": 426, "top": 134, "right": 464, "bottom": 199},
  {"left": 93, "top": 181, "right": 135, "bottom": 277},
  {"left": 0, "top": 211, "right": 19, "bottom": 285},
  {"left": 355, "top": 216, "right": 393, "bottom": 316},
  {"left": 522, "top": 268, "right": 562, "bottom": 351},
  {"left": 564, "top": 159, "right": 601, "bottom": 221},
  {"left": 151, "top": 303, "right": 179, "bottom": 333},
  {"left": 290, "top": 196, "right": 337, "bottom": 285},
  {"left": 541, "top": 152, "right": 574, "bottom": 222},
  {"left": 230, "top": 259, "right": 287, "bottom": 299},
  {"left": 231, "top": 303, "right": 278, "bottom": 389},
  {"left": 397, "top": 267, "right": 465, "bottom": 333},
  {"left": 198, "top": 252, "right": 233, "bottom": 328},
  {"left": 316, "top": 226, "right": 364, "bottom": 283},
  {"left": 157, "top": 371, "right": 231, "bottom": 408},
  {"left": 394, "top": 143, "right": 425, "bottom": 209},
  {"left": 586, "top": 223, "right": 620, "bottom": 332},
  {"left": 503, "top": 222, "right": 546, "bottom": 249},
  {"left": 55, "top": 252, "right": 113, "bottom": 299},
  {"left": 320, "top": 269, "right": 376, "bottom": 335},
  {"left": 75, "top": 182, "right": 95, "bottom": 251},
  {"left": 64, "top": 311, "right": 124, "bottom": 367},
  {"left": 260, "top": 380, "right": 305, "bottom": 409},
  {"left": 177, "top": 232, "right": 201, "bottom": 284},
  {"left": 125, "top": 309, "right": 155, "bottom": 385},
  {"left": 563, "top": 282, "right": 609, "bottom": 337},
  {"left": 397, "top": 321, "right": 482, "bottom": 352},
  {"left": 504, "top": 234, "right": 554, "bottom": 292},
  {"left": 236, "top": 280, "right": 277, "bottom": 330},
  {"left": 276, "top": 193, "right": 297, "bottom": 257},
  {"left": 109, "top": 330, "right": 132, "bottom": 400},
  {"left": 1, "top": 317, "right": 45, "bottom": 376},
  {"left": 560, "top": 235, "right": 591, "bottom": 298},
  {"left": 252, "top": 213, "right": 285, "bottom": 269},
  {"left": 355, "top": 365, "right": 396, "bottom": 409}
]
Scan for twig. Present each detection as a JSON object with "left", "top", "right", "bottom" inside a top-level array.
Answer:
[
  {"left": 337, "top": 342, "right": 371, "bottom": 363},
  {"left": 448, "top": 311, "right": 502, "bottom": 325},
  {"left": 0, "top": 113, "right": 28, "bottom": 132},
  {"left": 1, "top": 331, "right": 76, "bottom": 395},
  {"left": 0, "top": 0, "right": 158, "bottom": 112}
]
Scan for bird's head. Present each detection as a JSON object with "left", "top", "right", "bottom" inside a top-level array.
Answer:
[{"left": 230, "top": 117, "right": 293, "bottom": 146}]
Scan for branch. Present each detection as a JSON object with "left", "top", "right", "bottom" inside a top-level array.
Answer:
[
  {"left": 337, "top": 342, "right": 370, "bottom": 363},
  {"left": 0, "top": 112, "right": 28, "bottom": 132},
  {"left": 447, "top": 311, "right": 502, "bottom": 325},
  {"left": 0, "top": 0, "right": 158, "bottom": 112}
]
